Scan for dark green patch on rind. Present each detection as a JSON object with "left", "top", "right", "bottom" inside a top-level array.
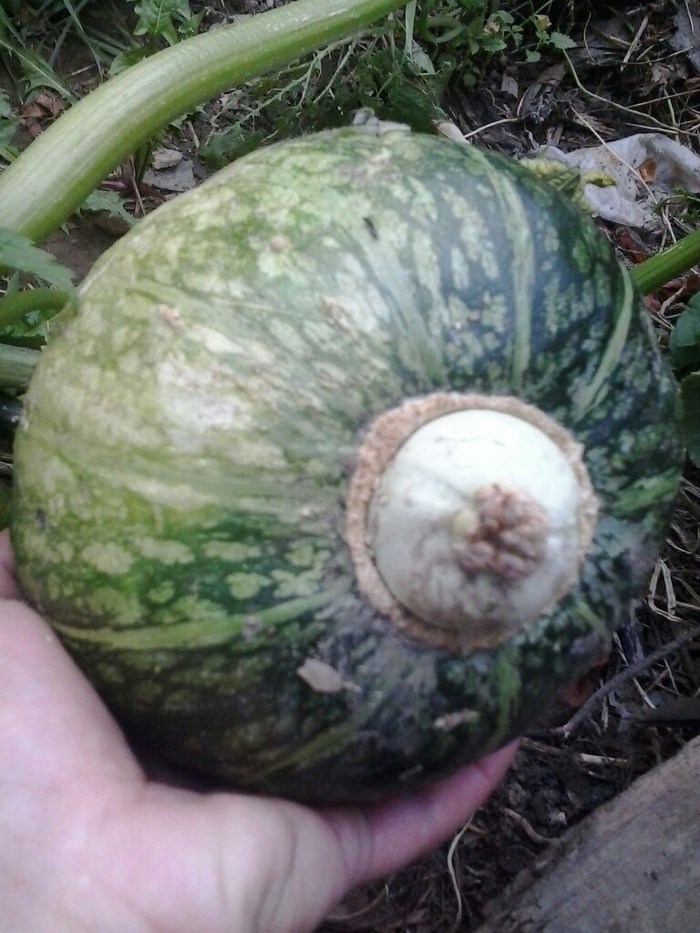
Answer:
[{"left": 10, "top": 126, "right": 683, "bottom": 802}]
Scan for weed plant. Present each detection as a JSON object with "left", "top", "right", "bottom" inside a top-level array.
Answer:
[
  {"left": 0, "top": 2, "right": 578, "bottom": 163},
  {"left": 197, "top": 1, "right": 578, "bottom": 165}
]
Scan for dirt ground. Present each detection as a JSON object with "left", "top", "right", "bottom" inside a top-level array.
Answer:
[{"left": 2, "top": 2, "right": 699, "bottom": 930}]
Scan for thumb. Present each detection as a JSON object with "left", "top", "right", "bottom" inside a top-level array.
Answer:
[
  {"left": 0, "top": 535, "right": 141, "bottom": 785},
  {"left": 326, "top": 740, "right": 517, "bottom": 887}
]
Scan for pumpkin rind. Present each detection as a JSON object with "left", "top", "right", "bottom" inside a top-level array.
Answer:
[{"left": 10, "top": 126, "right": 683, "bottom": 802}]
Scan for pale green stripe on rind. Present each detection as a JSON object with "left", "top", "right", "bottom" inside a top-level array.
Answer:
[
  {"left": 572, "top": 267, "right": 634, "bottom": 419},
  {"left": 469, "top": 147, "right": 534, "bottom": 388},
  {"left": 502, "top": 181, "right": 535, "bottom": 389},
  {"left": 615, "top": 468, "right": 683, "bottom": 517},
  {"left": 52, "top": 589, "right": 341, "bottom": 650}
]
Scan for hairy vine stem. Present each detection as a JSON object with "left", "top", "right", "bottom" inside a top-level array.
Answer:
[{"left": 0, "top": 0, "right": 404, "bottom": 244}]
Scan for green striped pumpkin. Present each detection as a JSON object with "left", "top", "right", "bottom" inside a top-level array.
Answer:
[{"left": 10, "top": 124, "right": 683, "bottom": 803}]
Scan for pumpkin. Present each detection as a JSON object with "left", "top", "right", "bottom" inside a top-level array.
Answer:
[{"left": 10, "top": 123, "right": 683, "bottom": 803}]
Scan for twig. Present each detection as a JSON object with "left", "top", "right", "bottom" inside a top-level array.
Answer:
[
  {"left": 446, "top": 820, "right": 471, "bottom": 932},
  {"left": 621, "top": 14, "right": 649, "bottom": 66},
  {"left": 562, "top": 50, "right": 681, "bottom": 134},
  {"left": 458, "top": 116, "right": 520, "bottom": 141},
  {"left": 502, "top": 807, "right": 553, "bottom": 846},
  {"left": 553, "top": 621, "right": 700, "bottom": 739}
]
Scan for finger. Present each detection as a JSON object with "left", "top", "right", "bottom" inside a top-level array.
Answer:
[
  {"left": 0, "top": 596, "right": 142, "bottom": 786},
  {"left": 215, "top": 742, "right": 518, "bottom": 933},
  {"left": 328, "top": 741, "right": 518, "bottom": 887},
  {"left": 0, "top": 529, "right": 18, "bottom": 599}
]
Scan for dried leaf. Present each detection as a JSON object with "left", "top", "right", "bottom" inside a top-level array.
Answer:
[{"left": 297, "top": 658, "right": 345, "bottom": 694}]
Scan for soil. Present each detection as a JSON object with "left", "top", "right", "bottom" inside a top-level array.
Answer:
[{"left": 2, "top": 2, "right": 699, "bottom": 930}]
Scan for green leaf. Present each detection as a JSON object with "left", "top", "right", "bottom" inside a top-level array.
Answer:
[
  {"left": 0, "top": 287, "right": 73, "bottom": 334},
  {"left": 200, "top": 126, "right": 265, "bottom": 170},
  {"left": 548, "top": 31, "right": 577, "bottom": 51},
  {"left": 178, "top": 9, "right": 203, "bottom": 40},
  {"left": 0, "top": 89, "right": 13, "bottom": 118},
  {"left": 680, "top": 372, "right": 700, "bottom": 465},
  {"left": 0, "top": 88, "right": 18, "bottom": 162},
  {"left": 81, "top": 189, "right": 137, "bottom": 228},
  {"left": 0, "top": 228, "right": 74, "bottom": 290},
  {"left": 480, "top": 35, "right": 507, "bottom": 52},
  {"left": 110, "top": 46, "right": 150, "bottom": 75},
  {"left": 133, "top": 0, "right": 194, "bottom": 45},
  {"left": 0, "top": 37, "right": 76, "bottom": 101},
  {"left": 669, "top": 292, "right": 700, "bottom": 372}
]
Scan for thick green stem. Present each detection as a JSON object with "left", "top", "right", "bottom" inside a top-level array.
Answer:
[
  {"left": 630, "top": 227, "right": 700, "bottom": 296},
  {"left": 0, "top": 0, "right": 404, "bottom": 244},
  {"left": 0, "top": 343, "right": 41, "bottom": 389},
  {"left": 0, "top": 287, "right": 71, "bottom": 329}
]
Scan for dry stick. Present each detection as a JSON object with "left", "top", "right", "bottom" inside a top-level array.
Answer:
[
  {"left": 502, "top": 807, "right": 554, "bottom": 846},
  {"left": 446, "top": 820, "right": 471, "bottom": 933},
  {"left": 553, "top": 620, "right": 700, "bottom": 739},
  {"left": 621, "top": 13, "right": 649, "bottom": 66},
  {"left": 562, "top": 50, "right": 680, "bottom": 135}
]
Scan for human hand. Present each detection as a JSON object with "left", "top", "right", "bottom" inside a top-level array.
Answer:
[{"left": 0, "top": 530, "right": 515, "bottom": 932}]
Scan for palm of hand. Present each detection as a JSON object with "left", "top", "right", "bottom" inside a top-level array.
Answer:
[{"left": 0, "top": 532, "right": 514, "bottom": 932}]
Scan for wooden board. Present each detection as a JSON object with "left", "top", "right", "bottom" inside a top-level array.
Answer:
[{"left": 477, "top": 735, "right": 700, "bottom": 932}]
